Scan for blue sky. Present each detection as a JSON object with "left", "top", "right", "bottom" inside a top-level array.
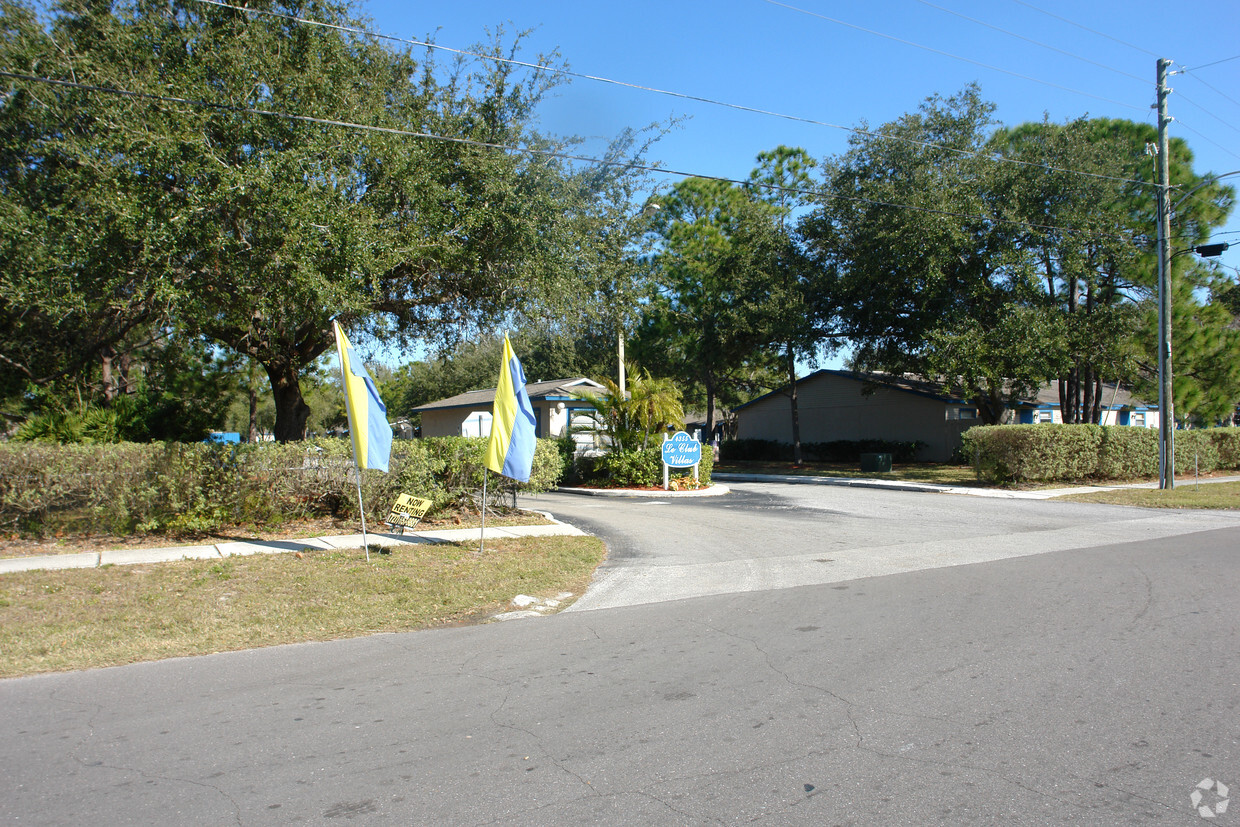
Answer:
[{"left": 361, "top": 0, "right": 1240, "bottom": 367}]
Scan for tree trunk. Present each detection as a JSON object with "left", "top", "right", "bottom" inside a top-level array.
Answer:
[
  {"left": 977, "top": 384, "right": 1007, "bottom": 425},
  {"left": 116, "top": 351, "right": 132, "bottom": 397},
  {"left": 1061, "top": 367, "right": 1083, "bottom": 424},
  {"left": 787, "top": 347, "right": 802, "bottom": 464},
  {"left": 1089, "top": 374, "right": 1104, "bottom": 424},
  {"left": 704, "top": 377, "right": 716, "bottom": 447},
  {"left": 265, "top": 358, "right": 310, "bottom": 443},
  {"left": 1082, "top": 365, "right": 1096, "bottom": 425},
  {"left": 100, "top": 346, "right": 116, "bottom": 404},
  {"left": 247, "top": 360, "right": 260, "bottom": 443}
]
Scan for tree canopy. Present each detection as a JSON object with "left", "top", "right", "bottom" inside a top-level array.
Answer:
[
  {"left": 0, "top": 0, "right": 655, "bottom": 440},
  {"left": 802, "top": 86, "right": 1237, "bottom": 425}
]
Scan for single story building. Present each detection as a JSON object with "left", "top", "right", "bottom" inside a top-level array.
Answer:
[
  {"left": 410, "top": 377, "right": 606, "bottom": 442},
  {"left": 1013, "top": 383, "right": 1157, "bottom": 427},
  {"left": 734, "top": 370, "right": 1157, "bottom": 462}
]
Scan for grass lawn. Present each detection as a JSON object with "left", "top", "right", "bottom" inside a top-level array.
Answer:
[
  {"left": 714, "top": 460, "right": 983, "bottom": 486},
  {"left": 1055, "top": 480, "right": 1240, "bottom": 509},
  {"left": 0, "top": 535, "right": 604, "bottom": 679}
]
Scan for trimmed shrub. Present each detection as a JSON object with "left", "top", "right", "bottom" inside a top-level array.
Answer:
[
  {"left": 719, "top": 438, "right": 786, "bottom": 462},
  {"left": 0, "top": 437, "right": 564, "bottom": 537},
  {"left": 1095, "top": 427, "right": 1159, "bottom": 480},
  {"left": 1173, "top": 430, "right": 1220, "bottom": 476},
  {"left": 571, "top": 444, "right": 713, "bottom": 489},
  {"left": 1213, "top": 429, "right": 1240, "bottom": 469},
  {"left": 962, "top": 425, "right": 1103, "bottom": 483},
  {"left": 964, "top": 424, "right": 1240, "bottom": 484}
]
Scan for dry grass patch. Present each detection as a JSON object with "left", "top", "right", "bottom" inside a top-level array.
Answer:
[
  {"left": 0, "top": 535, "right": 604, "bottom": 678},
  {"left": 1056, "top": 481, "right": 1240, "bottom": 509},
  {"left": 0, "top": 510, "right": 554, "bottom": 558}
]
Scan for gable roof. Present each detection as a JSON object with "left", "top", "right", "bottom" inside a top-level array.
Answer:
[
  {"left": 1025, "top": 382, "right": 1152, "bottom": 410},
  {"left": 410, "top": 377, "right": 605, "bottom": 413},
  {"left": 733, "top": 369, "right": 973, "bottom": 411},
  {"left": 734, "top": 369, "right": 1153, "bottom": 411}
]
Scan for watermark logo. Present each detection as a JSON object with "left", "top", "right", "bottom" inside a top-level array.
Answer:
[{"left": 1192, "top": 778, "right": 1230, "bottom": 819}]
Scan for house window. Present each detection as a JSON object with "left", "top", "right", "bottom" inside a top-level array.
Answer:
[
  {"left": 947, "top": 407, "right": 977, "bottom": 420},
  {"left": 1037, "top": 410, "right": 1053, "bottom": 423},
  {"left": 1132, "top": 412, "right": 1146, "bottom": 427}
]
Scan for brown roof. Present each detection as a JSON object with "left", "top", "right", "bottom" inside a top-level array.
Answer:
[
  {"left": 1028, "top": 381, "right": 1151, "bottom": 409},
  {"left": 737, "top": 369, "right": 1153, "bottom": 411},
  {"left": 410, "top": 378, "right": 605, "bottom": 412}
]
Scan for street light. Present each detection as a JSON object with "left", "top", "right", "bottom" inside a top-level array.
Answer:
[
  {"left": 1155, "top": 148, "right": 1239, "bottom": 489},
  {"left": 1193, "top": 242, "right": 1230, "bottom": 258}
]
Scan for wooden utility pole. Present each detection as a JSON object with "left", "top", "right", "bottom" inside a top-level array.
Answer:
[{"left": 1156, "top": 58, "right": 1175, "bottom": 490}]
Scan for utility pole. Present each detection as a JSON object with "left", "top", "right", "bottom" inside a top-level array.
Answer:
[{"left": 1156, "top": 58, "right": 1175, "bottom": 490}]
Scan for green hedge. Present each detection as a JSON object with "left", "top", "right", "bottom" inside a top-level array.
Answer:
[
  {"left": 720, "top": 438, "right": 926, "bottom": 464},
  {"left": 0, "top": 437, "right": 565, "bottom": 537},
  {"left": 572, "top": 445, "right": 713, "bottom": 489},
  {"left": 962, "top": 424, "right": 1240, "bottom": 484}
]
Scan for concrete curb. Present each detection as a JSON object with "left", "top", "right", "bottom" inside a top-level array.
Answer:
[
  {"left": 714, "top": 473, "right": 952, "bottom": 494},
  {"left": 555, "top": 484, "right": 731, "bottom": 498},
  {"left": 0, "top": 521, "right": 587, "bottom": 575},
  {"left": 713, "top": 472, "right": 1240, "bottom": 500}
]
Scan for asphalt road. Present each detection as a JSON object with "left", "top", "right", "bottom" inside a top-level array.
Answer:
[
  {"left": 528, "top": 482, "right": 1240, "bottom": 612},
  {"left": 3, "top": 483, "right": 1238, "bottom": 825}
]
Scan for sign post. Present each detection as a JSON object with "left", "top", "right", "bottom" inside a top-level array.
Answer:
[{"left": 661, "top": 431, "right": 703, "bottom": 490}]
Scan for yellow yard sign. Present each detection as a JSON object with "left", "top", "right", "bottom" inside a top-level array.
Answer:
[{"left": 386, "top": 494, "right": 433, "bottom": 530}]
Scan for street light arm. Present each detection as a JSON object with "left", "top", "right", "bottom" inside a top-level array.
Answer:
[{"left": 1170, "top": 169, "right": 1240, "bottom": 213}]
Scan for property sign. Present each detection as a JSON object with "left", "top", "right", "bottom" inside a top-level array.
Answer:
[
  {"left": 386, "top": 494, "right": 433, "bottom": 529},
  {"left": 661, "top": 431, "right": 702, "bottom": 468}
]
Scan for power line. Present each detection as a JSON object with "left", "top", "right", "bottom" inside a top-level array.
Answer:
[
  {"left": 184, "top": 0, "right": 1157, "bottom": 193},
  {"left": 910, "top": 0, "right": 1147, "bottom": 85},
  {"left": 0, "top": 69, "right": 1147, "bottom": 246},
  {"left": 764, "top": 0, "right": 1146, "bottom": 111},
  {"left": 1173, "top": 117, "right": 1240, "bottom": 166},
  {"left": 1174, "top": 90, "right": 1240, "bottom": 139},
  {"left": 1004, "top": 0, "right": 1160, "bottom": 58},
  {"left": 1180, "top": 72, "right": 1240, "bottom": 112},
  {"left": 1185, "top": 54, "right": 1240, "bottom": 72}
]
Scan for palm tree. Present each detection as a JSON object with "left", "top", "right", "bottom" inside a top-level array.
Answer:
[{"left": 573, "top": 367, "right": 684, "bottom": 453}]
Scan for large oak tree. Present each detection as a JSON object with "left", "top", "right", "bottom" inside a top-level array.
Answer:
[{"left": 1, "top": 0, "right": 651, "bottom": 440}]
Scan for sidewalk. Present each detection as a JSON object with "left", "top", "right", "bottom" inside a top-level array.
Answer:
[
  {"left": 0, "top": 516, "right": 585, "bottom": 575},
  {"left": 712, "top": 472, "right": 1240, "bottom": 500}
]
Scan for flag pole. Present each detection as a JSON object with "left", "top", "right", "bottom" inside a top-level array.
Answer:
[
  {"left": 333, "top": 320, "right": 392, "bottom": 564},
  {"left": 355, "top": 461, "right": 371, "bottom": 563},
  {"left": 334, "top": 320, "right": 371, "bottom": 563},
  {"left": 480, "top": 466, "right": 487, "bottom": 554}
]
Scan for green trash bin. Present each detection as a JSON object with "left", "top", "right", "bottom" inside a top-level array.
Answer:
[{"left": 860, "top": 452, "right": 892, "bottom": 473}]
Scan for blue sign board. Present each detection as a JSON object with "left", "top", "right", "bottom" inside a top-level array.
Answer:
[{"left": 661, "top": 431, "right": 702, "bottom": 468}]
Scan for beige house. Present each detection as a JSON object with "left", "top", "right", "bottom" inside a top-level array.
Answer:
[
  {"left": 1015, "top": 383, "right": 1158, "bottom": 428},
  {"left": 734, "top": 370, "right": 1156, "bottom": 462},
  {"left": 410, "top": 378, "right": 605, "bottom": 442}
]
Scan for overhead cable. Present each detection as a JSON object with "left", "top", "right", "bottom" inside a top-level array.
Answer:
[
  {"left": 1180, "top": 73, "right": 1240, "bottom": 111},
  {"left": 185, "top": 0, "right": 1157, "bottom": 192},
  {"left": 1174, "top": 91, "right": 1240, "bottom": 139},
  {"left": 1184, "top": 54, "right": 1240, "bottom": 72},
  {"left": 764, "top": 0, "right": 1146, "bottom": 111},
  {"left": 0, "top": 69, "right": 1148, "bottom": 246},
  {"left": 1004, "top": 0, "right": 1160, "bottom": 58},
  {"left": 1174, "top": 118, "right": 1240, "bottom": 165},
  {"left": 911, "top": 0, "right": 1147, "bottom": 84}
]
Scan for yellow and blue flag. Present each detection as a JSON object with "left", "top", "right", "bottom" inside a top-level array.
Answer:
[
  {"left": 484, "top": 334, "right": 537, "bottom": 482},
  {"left": 334, "top": 321, "right": 392, "bottom": 473}
]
